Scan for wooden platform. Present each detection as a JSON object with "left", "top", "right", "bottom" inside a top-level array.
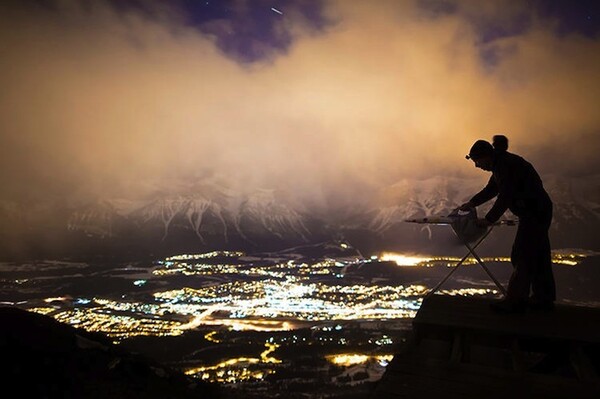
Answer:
[{"left": 371, "top": 295, "right": 600, "bottom": 399}]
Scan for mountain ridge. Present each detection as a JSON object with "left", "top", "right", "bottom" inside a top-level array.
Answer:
[{"left": 1, "top": 174, "right": 598, "bottom": 260}]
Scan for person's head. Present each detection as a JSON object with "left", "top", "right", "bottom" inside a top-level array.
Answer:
[{"left": 466, "top": 140, "right": 494, "bottom": 171}]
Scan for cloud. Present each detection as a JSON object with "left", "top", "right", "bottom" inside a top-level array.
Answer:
[{"left": 0, "top": 0, "right": 599, "bottom": 207}]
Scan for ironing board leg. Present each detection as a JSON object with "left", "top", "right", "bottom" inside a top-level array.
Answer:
[
  {"left": 426, "top": 253, "right": 470, "bottom": 298},
  {"left": 463, "top": 241, "right": 507, "bottom": 296},
  {"left": 426, "top": 227, "right": 506, "bottom": 298}
]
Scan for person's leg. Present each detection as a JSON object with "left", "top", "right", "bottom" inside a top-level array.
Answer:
[
  {"left": 506, "top": 220, "right": 537, "bottom": 303},
  {"left": 491, "top": 221, "right": 534, "bottom": 313},
  {"left": 530, "top": 220, "right": 556, "bottom": 305}
]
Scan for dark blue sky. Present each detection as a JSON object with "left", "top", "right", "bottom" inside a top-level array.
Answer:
[
  {"left": 28, "top": 0, "right": 599, "bottom": 65},
  {"left": 106, "top": 0, "right": 333, "bottom": 63}
]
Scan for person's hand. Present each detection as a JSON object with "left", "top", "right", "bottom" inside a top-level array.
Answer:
[
  {"left": 475, "top": 218, "right": 492, "bottom": 228},
  {"left": 458, "top": 201, "right": 474, "bottom": 211}
]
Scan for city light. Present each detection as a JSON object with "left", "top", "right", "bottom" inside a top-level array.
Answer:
[
  {"left": 327, "top": 354, "right": 394, "bottom": 367},
  {"left": 18, "top": 247, "right": 592, "bottom": 387},
  {"left": 183, "top": 342, "right": 281, "bottom": 383},
  {"left": 380, "top": 253, "right": 431, "bottom": 266}
]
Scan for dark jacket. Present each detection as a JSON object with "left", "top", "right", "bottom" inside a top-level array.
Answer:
[{"left": 470, "top": 151, "right": 552, "bottom": 223}]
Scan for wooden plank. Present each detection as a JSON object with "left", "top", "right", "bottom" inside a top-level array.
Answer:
[
  {"left": 414, "top": 296, "right": 600, "bottom": 344},
  {"left": 371, "top": 296, "right": 600, "bottom": 399},
  {"left": 417, "top": 296, "right": 598, "bottom": 326},
  {"left": 373, "top": 352, "right": 600, "bottom": 399}
]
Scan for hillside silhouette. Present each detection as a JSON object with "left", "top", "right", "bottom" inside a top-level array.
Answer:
[{"left": 1, "top": 306, "right": 221, "bottom": 398}]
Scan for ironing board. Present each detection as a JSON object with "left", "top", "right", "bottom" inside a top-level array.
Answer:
[{"left": 405, "top": 210, "right": 517, "bottom": 298}]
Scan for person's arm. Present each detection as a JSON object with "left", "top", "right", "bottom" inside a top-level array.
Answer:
[
  {"left": 484, "top": 163, "right": 516, "bottom": 223},
  {"left": 469, "top": 176, "right": 498, "bottom": 207}
]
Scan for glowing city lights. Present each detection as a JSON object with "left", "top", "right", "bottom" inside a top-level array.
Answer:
[
  {"left": 327, "top": 354, "right": 394, "bottom": 367},
  {"left": 18, "top": 247, "right": 593, "bottom": 386},
  {"left": 380, "top": 253, "right": 431, "bottom": 266}
]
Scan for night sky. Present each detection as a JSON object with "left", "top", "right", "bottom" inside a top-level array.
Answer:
[{"left": 1, "top": 0, "right": 599, "bottom": 206}]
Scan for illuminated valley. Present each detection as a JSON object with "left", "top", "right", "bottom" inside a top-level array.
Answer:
[{"left": 1, "top": 244, "right": 598, "bottom": 398}]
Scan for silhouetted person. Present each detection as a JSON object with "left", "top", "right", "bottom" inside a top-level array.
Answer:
[{"left": 459, "top": 135, "right": 555, "bottom": 313}]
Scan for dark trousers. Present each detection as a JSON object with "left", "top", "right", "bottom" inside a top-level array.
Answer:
[{"left": 507, "top": 205, "right": 555, "bottom": 303}]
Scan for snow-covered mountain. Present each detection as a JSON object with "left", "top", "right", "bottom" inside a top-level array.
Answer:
[
  {"left": 131, "top": 196, "right": 228, "bottom": 243},
  {"left": 352, "top": 174, "right": 600, "bottom": 254},
  {"left": 348, "top": 175, "right": 599, "bottom": 233},
  {"left": 360, "top": 176, "right": 485, "bottom": 235},
  {"left": 543, "top": 174, "right": 600, "bottom": 230},
  {"left": 1, "top": 174, "right": 598, "bottom": 259},
  {"left": 63, "top": 187, "right": 316, "bottom": 250}
]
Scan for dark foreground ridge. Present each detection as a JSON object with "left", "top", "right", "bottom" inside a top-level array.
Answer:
[
  {"left": 1, "top": 306, "right": 221, "bottom": 398},
  {"left": 371, "top": 296, "right": 600, "bottom": 398}
]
